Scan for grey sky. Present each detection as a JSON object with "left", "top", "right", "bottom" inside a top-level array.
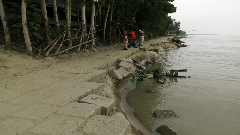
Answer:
[{"left": 170, "top": 0, "right": 240, "bottom": 35}]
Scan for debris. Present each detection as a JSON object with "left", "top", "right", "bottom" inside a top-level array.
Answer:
[
  {"left": 154, "top": 110, "right": 177, "bottom": 118},
  {"left": 145, "top": 89, "right": 157, "bottom": 93},
  {"left": 166, "top": 69, "right": 187, "bottom": 77},
  {"left": 156, "top": 125, "right": 177, "bottom": 135}
]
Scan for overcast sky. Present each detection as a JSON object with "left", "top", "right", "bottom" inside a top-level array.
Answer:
[{"left": 170, "top": 0, "right": 240, "bottom": 35}]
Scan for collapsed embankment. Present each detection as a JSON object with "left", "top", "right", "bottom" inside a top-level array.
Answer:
[
  {"left": 0, "top": 36, "right": 183, "bottom": 135},
  {"left": 104, "top": 37, "right": 182, "bottom": 135}
]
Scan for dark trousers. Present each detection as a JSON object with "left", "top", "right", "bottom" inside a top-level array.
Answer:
[{"left": 128, "top": 39, "right": 137, "bottom": 48}]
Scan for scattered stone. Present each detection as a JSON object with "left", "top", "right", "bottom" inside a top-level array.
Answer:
[
  {"left": 154, "top": 110, "right": 177, "bottom": 118},
  {"left": 156, "top": 125, "right": 177, "bottom": 135}
]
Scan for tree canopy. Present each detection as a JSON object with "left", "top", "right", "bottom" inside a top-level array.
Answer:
[{"left": 0, "top": 0, "right": 183, "bottom": 56}]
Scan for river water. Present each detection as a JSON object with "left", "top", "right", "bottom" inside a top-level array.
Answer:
[{"left": 127, "top": 35, "right": 240, "bottom": 135}]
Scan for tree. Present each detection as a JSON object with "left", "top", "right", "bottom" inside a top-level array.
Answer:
[
  {"left": 0, "top": 0, "right": 11, "bottom": 49},
  {"left": 52, "top": 0, "right": 59, "bottom": 28},
  {"left": 21, "top": 0, "right": 32, "bottom": 56},
  {"left": 103, "top": 0, "right": 111, "bottom": 42},
  {"left": 41, "top": 0, "right": 51, "bottom": 45},
  {"left": 65, "top": 0, "right": 72, "bottom": 47},
  {"left": 78, "top": 0, "right": 87, "bottom": 52},
  {"left": 91, "top": 0, "right": 96, "bottom": 50}
]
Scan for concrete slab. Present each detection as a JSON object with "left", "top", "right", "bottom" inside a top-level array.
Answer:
[
  {"left": 0, "top": 117, "right": 35, "bottom": 135},
  {"left": 119, "top": 61, "right": 134, "bottom": 70},
  {"left": 40, "top": 82, "right": 104, "bottom": 106},
  {"left": 81, "top": 94, "right": 116, "bottom": 115},
  {"left": 27, "top": 80, "right": 79, "bottom": 97},
  {"left": 17, "top": 73, "right": 64, "bottom": 86},
  {"left": 7, "top": 94, "right": 49, "bottom": 106},
  {"left": 80, "top": 112, "right": 130, "bottom": 135},
  {"left": 88, "top": 69, "right": 108, "bottom": 82},
  {"left": 119, "top": 58, "right": 133, "bottom": 63},
  {"left": 0, "top": 89, "right": 29, "bottom": 102},
  {"left": 57, "top": 102, "right": 101, "bottom": 119},
  {"left": 109, "top": 69, "right": 123, "bottom": 80},
  {"left": 118, "top": 67, "right": 130, "bottom": 77},
  {"left": 29, "top": 115, "right": 84, "bottom": 135},
  {"left": 10, "top": 104, "right": 58, "bottom": 120},
  {"left": 0, "top": 103, "right": 24, "bottom": 117},
  {"left": 0, "top": 79, "right": 43, "bottom": 92}
]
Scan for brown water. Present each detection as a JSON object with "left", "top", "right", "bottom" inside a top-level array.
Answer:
[{"left": 127, "top": 35, "right": 240, "bottom": 135}]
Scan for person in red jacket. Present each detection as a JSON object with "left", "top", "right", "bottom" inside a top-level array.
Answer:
[{"left": 128, "top": 29, "right": 137, "bottom": 48}]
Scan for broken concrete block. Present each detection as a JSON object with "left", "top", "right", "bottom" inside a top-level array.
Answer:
[
  {"left": 119, "top": 58, "right": 133, "bottom": 63},
  {"left": 109, "top": 70, "right": 123, "bottom": 80},
  {"left": 81, "top": 94, "right": 116, "bottom": 115},
  {"left": 156, "top": 125, "right": 177, "bottom": 135},
  {"left": 119, "top": 61, "right": 134, "bottom": 70},
  {"left": 154, "top": 110, "right": 177, "bottom": 118},
  {"left": 118, "top": 67, "right": 129, "bottom": 78},
  {"left": 56, "top": 102, "right": 101, "bottom": 119}
]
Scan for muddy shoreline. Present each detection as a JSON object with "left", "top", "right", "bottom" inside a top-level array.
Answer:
[{"left": 106, "top": 38, "right": 180, "bottom": 135}]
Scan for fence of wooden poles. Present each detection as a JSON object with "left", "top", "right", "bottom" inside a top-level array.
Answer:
[{"left": 43, "top": 26, "right": 96, "bottom": 56}]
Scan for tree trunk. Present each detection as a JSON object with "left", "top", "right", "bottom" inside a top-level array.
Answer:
[
  {"left": 78, "top": 3, "right": 87, "bottom": 52},
  {"left": 103, "top": 2, "right": 110, "bottom": 42},
  {"left": 41, "top": 0, "right": 51, "bottom": 45},
  {"left": 98, "top": 2, "right": 101, "bottom": 26},
  {"left": 109, "top": 6, "right": 113, "bottom": 43},
  {"left": 65, "top": 0, "right": 72, "bottom": 47},
  {"left": 51, "top": 0, "right": 59, "bottom": 27},
  {"left": 77, "top": 0, "right": 80, "bottom": 26},
  {"left": 21, "top": 0, "right": 32, "bottom": 56},
  {"left": 81, "top": 3, "right": 86, "bottom": 32},
  {"left": 0, "top": 0, "right": 11, "bottom": 49},
  {"left": 91, "top": 1, "right": 96, "bottom": 50}
]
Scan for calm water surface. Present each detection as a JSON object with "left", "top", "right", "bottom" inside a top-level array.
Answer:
[{"left": 127, "top": 35, "right": 240, "bottom": 135}]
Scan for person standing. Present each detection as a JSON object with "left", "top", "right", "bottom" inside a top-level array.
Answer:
[
  {"left": 139, "top": 29, "right": 145, "bottom": 46},
  {"left": 123, "top": 28, "right": 129, "bottom": 50},
  {"left": 128, "top": 29, "right": 137, "bottom": 48}
]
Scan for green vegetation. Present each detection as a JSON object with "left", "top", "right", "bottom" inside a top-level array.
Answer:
[
  {"left": 0, "top": 0, "right": 184, "bottom": 56},
  {"left": 130, "top": 68, "right": 168, "bottom": 85}
]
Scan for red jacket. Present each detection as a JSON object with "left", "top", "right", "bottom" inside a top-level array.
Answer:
[{"left": 129, "top": 31, "right": 136, "bottom": 39}]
